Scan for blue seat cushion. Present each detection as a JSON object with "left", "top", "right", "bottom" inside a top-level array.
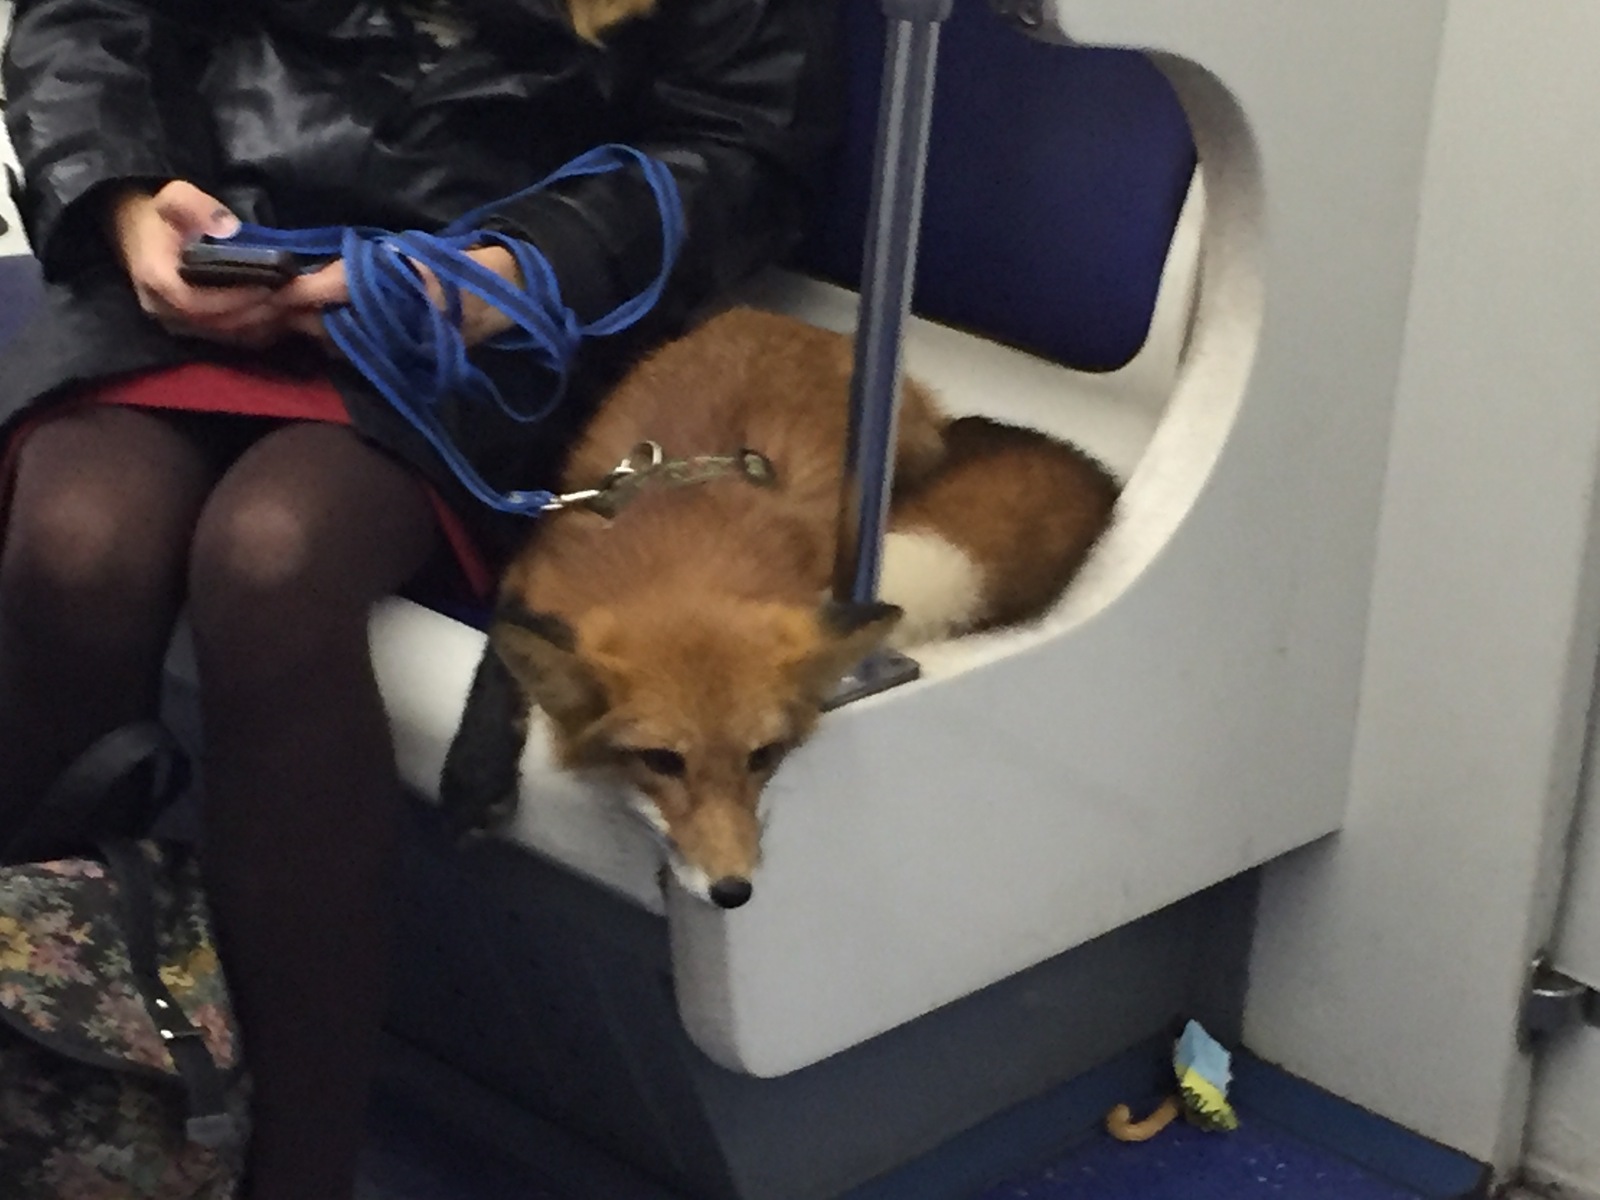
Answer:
[
  {"left": 799, "top": 0, "right": 1197, "bottom": 373},
  {"left": 0, "top": 257, "right": 42, "bottom": 353}
]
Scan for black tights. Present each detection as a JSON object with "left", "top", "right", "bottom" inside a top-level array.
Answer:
[{"left": 0, "top": 405, "right": 439, "bottom": 1200}]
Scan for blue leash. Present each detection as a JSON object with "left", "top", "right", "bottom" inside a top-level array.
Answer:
[{"left": 214, "top": 144, "right": 686, "bottom": 515}]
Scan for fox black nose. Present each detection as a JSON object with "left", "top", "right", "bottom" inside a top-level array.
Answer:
[{"left": 709, "top": 877, "right": 753, "bottom": 909}]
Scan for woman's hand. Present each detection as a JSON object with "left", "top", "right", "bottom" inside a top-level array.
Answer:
[
  {"left": 278, "top": 246, "right": 525, "bottom": 350},
  {"left": 106, "top": 181, "right": 287, "bottom": 350}
]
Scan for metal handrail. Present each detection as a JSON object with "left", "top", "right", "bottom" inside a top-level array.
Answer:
[{"left": 828, "top": 0, "right": 954, "bottom": 708}]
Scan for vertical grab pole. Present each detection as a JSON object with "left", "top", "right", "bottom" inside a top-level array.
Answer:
[{"left": 828, "top": 0, "right": 953, "bottom": 708}]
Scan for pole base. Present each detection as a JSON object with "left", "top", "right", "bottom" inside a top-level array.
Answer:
[{"left": 823, "top": 648, "right": 923, "bottom": 711}]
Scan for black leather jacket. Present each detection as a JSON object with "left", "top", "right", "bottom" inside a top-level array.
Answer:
[{"left": 0, "top": 0, "right": 841, "bottom": 520}]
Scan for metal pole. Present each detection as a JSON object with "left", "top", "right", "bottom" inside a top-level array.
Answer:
[{"left": 828, "top": 0, "right": 952, "bottom": 708}]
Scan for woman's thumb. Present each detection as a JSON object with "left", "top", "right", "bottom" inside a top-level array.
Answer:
[{"left": 153, "top": 181, "right": 241, "bottom": 241}]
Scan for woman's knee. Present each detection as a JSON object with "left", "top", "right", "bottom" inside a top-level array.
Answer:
[
  {"left": 186, "top": 425, "right": 437, "bottom": 665},
  {"left": 1, "top": 407, "right": 213, "bottom": 629},
  {"left": 187, "top": 493, "right": 352, "bottom": 658},
  {"left": 7, "top": 480, "right": 136, "bottom": 594},
  {"left": 190, "top": 492, "right": 317, "bottom": 601},
  {"left": 2, "top": 465, "right": 191, "bottom": 636}
]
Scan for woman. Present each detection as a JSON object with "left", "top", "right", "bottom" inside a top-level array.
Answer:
[{"left": 0, "top": 1, "right": 840, "bottom": 1196}]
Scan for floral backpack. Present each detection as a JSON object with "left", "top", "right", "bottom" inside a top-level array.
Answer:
[{"left": 0, "top": 723, "right": 249, "bottom": 1199}]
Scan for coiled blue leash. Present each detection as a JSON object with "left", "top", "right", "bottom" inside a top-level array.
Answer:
[{"left": 213, "top": 144, "right": 686, "bottom": 515}]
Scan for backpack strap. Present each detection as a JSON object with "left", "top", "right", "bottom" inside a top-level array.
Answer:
[
  {"left": 97, "top": 838, "right": 241, "bottom": 1149},
  {"left": 1, "top": 722, "right": 190, "bottom": 865}
]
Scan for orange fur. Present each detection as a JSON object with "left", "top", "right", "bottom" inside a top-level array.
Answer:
[{"left": 464, "top": 307, "right": 1117, "bottom": 906}]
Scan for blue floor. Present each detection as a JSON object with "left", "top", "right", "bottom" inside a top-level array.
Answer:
[
  {"left": 363, "top": 1092, "right": 564, "bottom": 1200},
  {"left": 971, "top": 1117, "right": 1422, "bottom": 1200},
  {"left": 361, "top": 1086, "right": 1436, "bottom": 1200}
]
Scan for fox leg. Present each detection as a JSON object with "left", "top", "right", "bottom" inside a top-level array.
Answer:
[{"left": 440, "top": 642, "right": 532, "bottom": 844}]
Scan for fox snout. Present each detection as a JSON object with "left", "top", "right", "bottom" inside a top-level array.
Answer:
[
  {"left": 677, "top": 864, "right": 757, "bottom": 910},
  {"left": 633, "top": 795, "right": 762, "bottom": 910},
  {"left": 709, "top": 876, "right": 754, "bottom": 909}
]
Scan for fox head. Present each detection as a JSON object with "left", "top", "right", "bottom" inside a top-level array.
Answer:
[{"left": 444, "top": 595, "right": 900, "bottom": 910}]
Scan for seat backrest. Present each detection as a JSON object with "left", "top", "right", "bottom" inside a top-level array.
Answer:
[
  {"left": 799, "top": 0, "right": 1197, "bottom": 373},
  {"left": 0, "top": 256, "right": 41, "bottom": 352}
]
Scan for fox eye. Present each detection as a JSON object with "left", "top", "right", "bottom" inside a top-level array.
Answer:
[
  {"left": 747, "top": 742, "right": 785, "bottom": 774},
  {"left": 634, "top": 749, "right": 686, "bottom": 778}
]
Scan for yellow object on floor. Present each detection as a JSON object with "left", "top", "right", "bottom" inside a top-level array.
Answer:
[{"left": 1106, "top": 1021, "right": 1239, "bottom": 1142}]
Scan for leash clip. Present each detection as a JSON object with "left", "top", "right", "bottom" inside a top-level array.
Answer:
[
  {"left": 539, "top": 441, "right": 664, "bottom": 513},
  {"left": 604, "top": 440, "right": 665, "bottom": 485}
]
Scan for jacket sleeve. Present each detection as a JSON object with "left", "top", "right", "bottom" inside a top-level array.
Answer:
[
  {"left": 3, "top": 0, "right": 213, "bottom": 277},
  {"left": 484, "top": 0, "right": 844, "bottom": 327}
]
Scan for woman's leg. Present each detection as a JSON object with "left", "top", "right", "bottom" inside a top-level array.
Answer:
[
  {"left": 0, "top": 406, "right": 218, "bottom": 844},
  {"left": 186, "top": 421, "right": 438, "bottom": 1200}
]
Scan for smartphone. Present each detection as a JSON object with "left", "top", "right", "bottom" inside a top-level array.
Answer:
[{"left": 178, "top": 242, "right": 300, "bottom": 288}]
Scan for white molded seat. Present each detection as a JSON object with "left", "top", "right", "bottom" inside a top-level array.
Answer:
[{"left": 159, "top": 0, "right": 1449, "bottom": 1082}]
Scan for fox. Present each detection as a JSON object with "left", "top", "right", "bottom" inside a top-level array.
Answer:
[{"left": 439, "top": 306, "right": 1118, "bottom": 909}]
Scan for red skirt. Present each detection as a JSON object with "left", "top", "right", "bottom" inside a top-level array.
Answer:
[{"left": 2, "top": 362, "right": 495, "bottom": 601}]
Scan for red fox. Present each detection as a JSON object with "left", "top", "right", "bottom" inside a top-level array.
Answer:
[{"left": 440, "top": 307, "right": 1118, "bottom": 908}]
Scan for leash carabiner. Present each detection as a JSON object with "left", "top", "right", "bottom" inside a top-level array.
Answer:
[{"left": 539, "top": 441, "right": 664, "bottom": 513}]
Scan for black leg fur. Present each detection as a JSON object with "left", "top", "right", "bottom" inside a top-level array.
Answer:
[{"left": 439, "top": 642, "right": 531, "bottom": 846}]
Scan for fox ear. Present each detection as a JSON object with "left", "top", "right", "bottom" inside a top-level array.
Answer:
[
  {"left": 489, "top": 607, "right": 609, "bottom": 728},
  {"left": 795, "top": 600, "right": 904, "bottom": 698}
]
